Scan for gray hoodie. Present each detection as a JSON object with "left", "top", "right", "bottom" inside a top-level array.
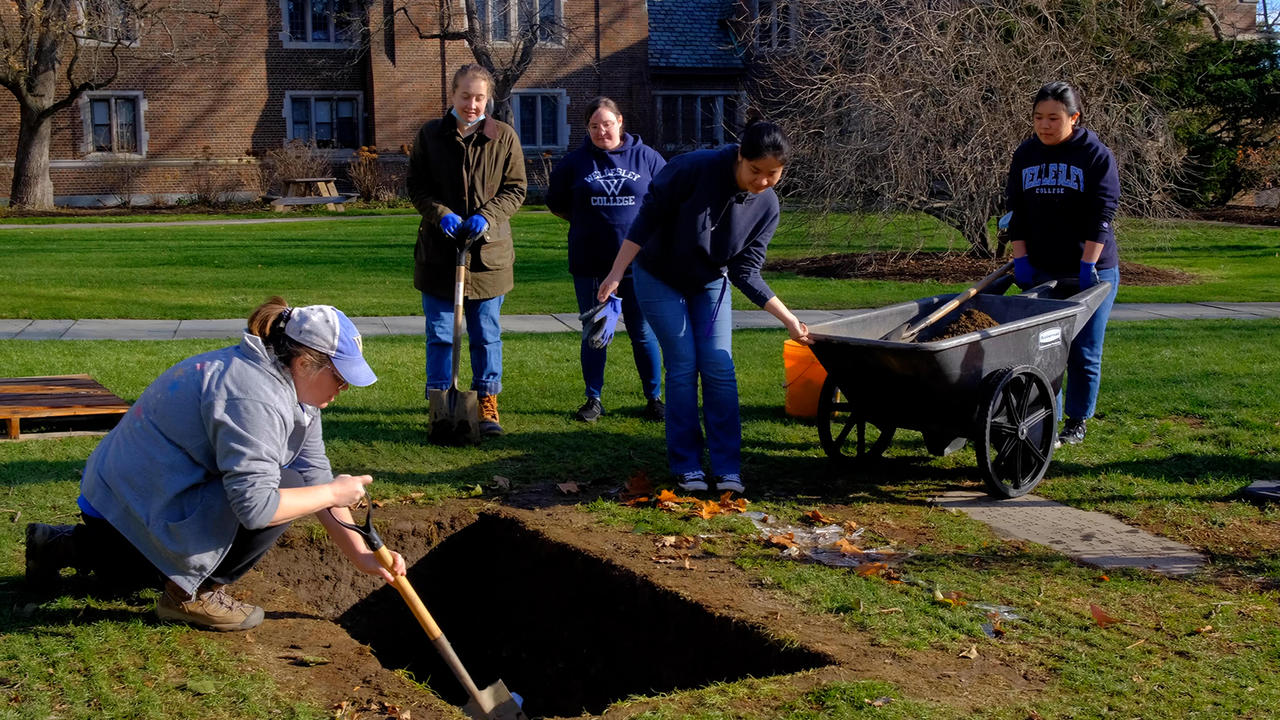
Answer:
[{"left": 80, "top": 333, "right": 333, "bottom": 596}]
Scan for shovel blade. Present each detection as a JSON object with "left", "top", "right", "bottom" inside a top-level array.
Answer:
[
  {"left": 461, "top": 680, "right": 528, "bottom": 720},
  {"left": 428, "top": 388, "right": 480, "bottom": 445}
]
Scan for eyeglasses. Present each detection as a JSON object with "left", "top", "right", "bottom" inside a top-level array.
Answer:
[{"left": 329, "top": 363, "right": 349, "bottom": 390}]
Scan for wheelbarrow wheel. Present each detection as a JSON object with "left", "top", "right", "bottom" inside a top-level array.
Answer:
[
  {"left": 816, "top": 375, "right": 895, "bottom": 461},
  {"left": 975, "top": 365, "right": 1057, "bottom": 498}
]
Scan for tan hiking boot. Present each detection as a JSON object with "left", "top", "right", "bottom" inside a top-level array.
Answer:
[
  {"left": 25, "top": 523, "right": 78, "bottom": 588},
  {"left": 478, "top": 394, "right": 504, "bottom": 436},
  {"left": 157, "top": 581, "right": 264, "bottom": 631}
]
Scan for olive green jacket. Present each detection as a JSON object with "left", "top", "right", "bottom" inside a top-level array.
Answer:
[{"left": 407, "top": 114, "right": 527, "bottom": 299}]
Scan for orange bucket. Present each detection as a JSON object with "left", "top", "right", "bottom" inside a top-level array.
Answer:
[{"left": 782, "top": 340, "right": 827, "bottom": 419}]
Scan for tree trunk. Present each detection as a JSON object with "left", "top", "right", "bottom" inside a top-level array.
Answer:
[{"left": 10, "top": 104, "right": 56, "bottom": 210}]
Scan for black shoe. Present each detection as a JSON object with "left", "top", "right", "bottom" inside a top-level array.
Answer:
[
  {"left": 574, "top": 398, "right": 603, "bottom": 423},
  {"left": 1057, "top": 418, "right": 1087, "bottom": 447},
  {"left": 641, "top": 398, "right": 665, "bottom": 422},
  {"left": 26, "top": 523, "right": 77, "bottom": 588}
]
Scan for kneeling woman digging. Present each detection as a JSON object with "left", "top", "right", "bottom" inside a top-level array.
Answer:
[{"left": 24, "top": 297, "right": 406, "bottom": 631}]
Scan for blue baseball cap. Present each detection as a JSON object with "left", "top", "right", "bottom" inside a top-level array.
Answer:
[{"left": 284, "top": 305, "right": 377, "bottom": 387}]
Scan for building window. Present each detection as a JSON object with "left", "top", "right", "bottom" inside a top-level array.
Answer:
[
  {"left": 512, "top": 89, "right": 567, "bottom": 150},
  {"left": 81, "top": 93, "right": 145, "bottom": 155},
  {"left": 79, "top": 0, "right": 140, "bottom": 45},
  {"left": 755, "top": 0, "right": 793, "bottom": 51},
  {"left": 284, "top": 93, "right": 362, "bottom": 149},
  {"left": 281, "top": 0, "right": 357, "bottom": 47},
  {"left": 475, "top": 0, "right": 560, "bottom": 43},
  {"left": 655, "top": 93, "right": 743, "bottom": 151}
]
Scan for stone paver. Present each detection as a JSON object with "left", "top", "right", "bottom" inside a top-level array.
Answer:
[
  {"left": 508, "top": 314, "right": 580, "bottom": 333},
  {"left": 0, "top": 319, "right": 31, "bottom": 340},
  {"left": 175, "top": 319, "right": 244, "bottom": 339},
  {"left": 1198, "top": 301, "right": 1280, "bottom": 319},
  {"left": 62, "top": 319, "right": 177, "bottom": 340},
  {"left": 932, "top": 490, "right": 1206, "bottom": 576}
]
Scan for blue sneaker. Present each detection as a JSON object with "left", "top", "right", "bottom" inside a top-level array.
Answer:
[
  {"left": 714, "top": 474, "right": 745, "bottom": 494},
  {"left": 676, "top": 471, "right": 707, "bottom": 492}
]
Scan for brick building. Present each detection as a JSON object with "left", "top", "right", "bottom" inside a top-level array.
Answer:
[{"left": 0, "top": 0, "right": 1265, "bottom": 206}]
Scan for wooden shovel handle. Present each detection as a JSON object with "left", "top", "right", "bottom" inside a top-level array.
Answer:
[
  {"left": 900, "top": 260, "right": 1014, "bottom": 342},
  {"left": 372, "top": 546, "right": 487, "bottom": 702}
]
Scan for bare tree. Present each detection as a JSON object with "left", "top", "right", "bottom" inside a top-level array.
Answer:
[
  {"left": 391, "top": 0, "right": 569, "bottom": 122},
  {"left": 750, "top": 0, "right": 1198, "bottom": 256},
  {"left": 1, "top": 0, "right": 239, "bottom": 209}
]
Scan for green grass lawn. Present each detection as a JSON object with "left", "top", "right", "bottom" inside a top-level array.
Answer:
[
  {"left": 3, "top": 320, "right": 1279, "bottom": 718},
  {"left": 0, "top": 211, "right": 1276, "bottom": 319}
]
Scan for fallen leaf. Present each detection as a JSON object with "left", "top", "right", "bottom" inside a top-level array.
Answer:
[
  {"left": 803, "top": 509, "right": 834, "bottom": 525},
  {"left": 620, "top": 470, "right": 653, "bottom": 501},
  {"left": 1194, "top": 625, "right": 1214, "bottom": 634},
  {"left": 465, "top": 484, "right": 484, "bottom": 497},
  {"left": 622, "top": 495, "right": 651, "bottom": 506},
  {"left": 958, "top": 645, "right": 979, "bottom": 659},
  {"left": 1090, "top": 603, "right": 1124, "bottom": 628},
  {"left": 834, "top": 538, "right": 863, "bottom": 555},
  {"left": 866, "top": 696, "right": 894, "bottom": 707},
  {"left": 842, "top": 519, "right": 859, "bottom": 533},
  {"left": 556, "top": 481, "right": 581, "bottom": 495},
  {"left": 767, "top": 533, "right": 797, "bottom": 549},
  {"left": 1099, "top": 574, "right": 1110, "bottom": 581},
  {"left": 690, "top": 500, "right": 721, "bottom": 519},
  {"left": 856, "top": 561, "right": 888, "bottom": 577},
  {"left": 491, "top": 475, "right": 510, "bottom": 490}
]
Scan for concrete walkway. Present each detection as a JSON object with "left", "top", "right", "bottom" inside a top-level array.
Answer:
[{"left": 1, "top": 302, "right": 1277, "bottom": 340}]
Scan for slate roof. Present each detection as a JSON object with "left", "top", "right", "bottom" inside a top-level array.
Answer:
[{"left": 648, "top": 0, "right": 745, "bottom": 70}]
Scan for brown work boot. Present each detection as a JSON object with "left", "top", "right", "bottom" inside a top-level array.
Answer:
[
  {"left": 25, "top": 523, "right": 78, "bottom": 588},
  {"left": 478, "top": 394, "right": 504, "bottom": 436},
  {"left": 156, "top": 581, "right": 264, "bottom": 631}
]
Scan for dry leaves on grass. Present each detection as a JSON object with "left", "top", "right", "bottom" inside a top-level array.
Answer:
[
  {"left": 332, "top": 699, "right": 411, "bottom": 719},
  {"left": 958, "top": 644, "right": 980, "bottom": 660},
  {"left": 768, "top": 533, "right": 798, "bottom": 549},
  {"left": 803, "top": 509, "right": 835, "bottom": 525},
  {"left": 1090, "top": 603, "right": 1125, "bottom": 628},
  {"left": 652, "top": 535, "right": 700, "bottom": 569},
  {"left": 619, "top": 471, "right": 654, "bottom": 505},
  {"left": 649, "top": 488, "right": 749, "bottom": 519}
]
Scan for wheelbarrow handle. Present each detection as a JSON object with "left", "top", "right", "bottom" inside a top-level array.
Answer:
[{"left": 899, "top": 260, "right": 1014, "bottom": 342}]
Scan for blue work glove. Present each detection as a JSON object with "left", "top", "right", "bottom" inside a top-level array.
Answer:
[
  {"left": 1079, "top": 260, "right": 1099, "bottom": 289},
  {"left": 439, "top": 213, "right": 463, "bottom": 237},
  {"left": 461, "top": 214, "right": 489, "bottom": 239},
  {"left": 580, "top": 294, "right": 622, "bottom": 350},
  {"left": 1013, "top": 255, "right": 1035, "bottom": 288}
]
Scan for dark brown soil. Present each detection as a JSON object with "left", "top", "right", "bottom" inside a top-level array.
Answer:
[
  {"left": 766, "top": 252, "right": 1196, "bottom": 286},
  {"left": 228, "top": 498, "right": 1045, "bottom": 719},
  {"left": 1194, "top": 207, "right": 1280, "bottom": 227},
  {"left": 933, "top": 309, "right": 1001, "bottom": 340}
]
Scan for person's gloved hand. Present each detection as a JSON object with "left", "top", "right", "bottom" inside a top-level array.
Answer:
[
  {"left": 580, "top": 294, "right": 622, "bottom": 350},
  {"left": 1013, "top": 255, "right": 1035, "bottom": 288},
  {"left": 1079, "top": 260, "right": 1099, "bottom": 290},
  {"left": 439, "top": 213, "right": 463, "bottom": 237},
  {"left": 461, "top": 214, "right": 489, "bottom": 239}
]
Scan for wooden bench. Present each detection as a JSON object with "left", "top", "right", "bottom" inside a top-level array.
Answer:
[
  {"left": 0, "top": 374, "right": 131, "bottom": 440},
  {"left": 272, "top": 177, "right": 347, "bottom": 212}
]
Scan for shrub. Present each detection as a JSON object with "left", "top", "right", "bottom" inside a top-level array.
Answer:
[
  {"left": 262, "top": 140, "right": 332, "bottom": 195},
  {"left": 345, "top": 145, "right": 405, "bottom": 201}
]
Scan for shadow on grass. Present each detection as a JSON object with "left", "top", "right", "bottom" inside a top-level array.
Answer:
[{"left": 0, "top": 459, "right": 86, "bottom": 486}]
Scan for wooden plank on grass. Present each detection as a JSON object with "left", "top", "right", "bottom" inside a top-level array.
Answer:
[{"left": 0, "top": 374, "right": 130, "bottom": 440}]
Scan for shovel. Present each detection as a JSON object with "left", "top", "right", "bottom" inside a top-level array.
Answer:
[
  {"left": 429, "top": 231, "right": 482, "bottom": 445},
  {"left": 328, "top": 507, "right": 528, "bottom": 720},
  {"left": 880, "top": 260, "right": 1014, "bottom": 343}
]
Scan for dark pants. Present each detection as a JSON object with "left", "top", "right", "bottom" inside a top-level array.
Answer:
[{"left": 75, "top": 514, "right": 289, "bottom": 593}]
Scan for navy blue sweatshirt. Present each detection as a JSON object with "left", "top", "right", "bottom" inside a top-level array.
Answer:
[
  {"left": 627, "top": 145, "right": 780, "bottom": 307},
  {"left": 546, "top": 133, "right": 666, "bottom": 277},
  {"left": 1005, "top": 127, "right": 1120, "bottom": 275}
]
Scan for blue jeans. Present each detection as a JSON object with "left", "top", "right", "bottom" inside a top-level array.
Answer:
[
  {"left": 1061, "top": 266, "right": 1120, "bottom": 421},
  {"left": 422, "top": 292, "right": 503, "bottom": 396},
  {"left": 573, "top": 274, "right": 662, "bottom": 402},
  {"left": 633, "top": 263, "right": 739, "bottom": 477}
]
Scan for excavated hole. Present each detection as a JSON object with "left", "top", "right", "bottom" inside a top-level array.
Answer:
[{"left": 335, "top": 513, "right": 833, "bottom": 718}]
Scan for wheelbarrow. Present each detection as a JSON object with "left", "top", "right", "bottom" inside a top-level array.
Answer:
[{"left": 806, "top": 279, "right": 1112, "bottom": 497}]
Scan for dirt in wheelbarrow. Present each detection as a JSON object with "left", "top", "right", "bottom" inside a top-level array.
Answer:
[
  {"left": 766, "top": 251, "right": 1197, "bottom": 286},
  {"left": 933, "top": 308, "right": 1001, "bottom": 340},
  {"left": 215, "top": 495, "right": 1044, "bottom": 719}
]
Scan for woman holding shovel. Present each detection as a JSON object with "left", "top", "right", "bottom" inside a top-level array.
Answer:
[
  {"left": 1005, "top": 81, "right": 1121, "bottom": 447},
  {"left": 546, "top": 96, "right": 666, "bottom": 424},
  {"left": 597, "top": 119, "right": 811, "bottom": 495},
  {"left": 24, "top": 297, "right": 406, "bottom": 631},
  {"left": 408, "top": 64, "right": 527, "bottom": 437}
]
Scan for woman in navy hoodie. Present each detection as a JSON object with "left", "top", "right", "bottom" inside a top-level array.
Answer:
[
  {"left": 597, "top": 120, "right": 812, "bottom": 495},
  {"left": 547, "top": 97, "right": 666, "bottom": 423},
  {"left": 1005, "top": 81, "right": 1121, "bottom": 447}
]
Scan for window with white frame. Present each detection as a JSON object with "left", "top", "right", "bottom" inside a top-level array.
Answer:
[
  {"left": 512, "top": 89, "right": 567, "bottom": 150},
  {"left": 284, "top": 93, "right": 362, "bottom": 149},
  {"left": 755, "top": 0, "right": 793, "bottom": 51},
  {"left": 79, "top": 0, "right": 140, "bottom": 45},
  {"left": 655, "top": 93, "right": 743, "bottom": 151},
  {"left": 82, "top": 92, "right": 145, "bottom": 155},
  {"left": 281, "top": 0, "right": 357, "bottom": 47},
  {"left": 475, "top": 0, "right": 560, "bottom": 43}
]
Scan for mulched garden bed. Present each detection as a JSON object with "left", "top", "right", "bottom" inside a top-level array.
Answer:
[{"left": 765, "top": 252, "right": 1197, "bottom": 286}]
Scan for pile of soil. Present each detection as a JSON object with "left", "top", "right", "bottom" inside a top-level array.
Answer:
[
  {"left": 766, "top": 252, "right": 1196, "bottom": 286},
  {"left": 932, "top": 308, "right": 1001, "bottom": 340}
]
